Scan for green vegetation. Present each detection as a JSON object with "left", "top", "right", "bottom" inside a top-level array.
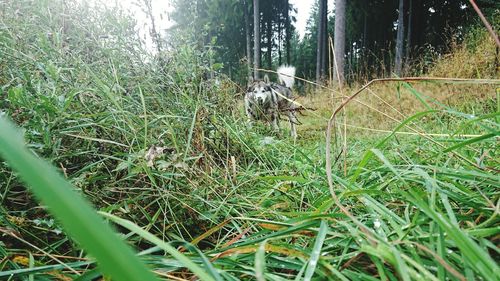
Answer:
[
  {"left": 170, "top": 0, "right": 499, "bottom": 82},
  {"left": 1, "top": 0, "right": 498, "bottom": 280}
]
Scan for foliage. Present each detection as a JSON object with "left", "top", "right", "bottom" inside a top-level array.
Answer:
[
  {"left": 168, "top": 0, "right": 500, "bottom": 83},
  {"left": 0, "top": 118, "right": 162, "bottom": 281},
  {"left": 170, "top": 0, "right": 295, "bottom": 83},
  {"left": 430, "top": 20, "right": 500, "bottom": 79}
]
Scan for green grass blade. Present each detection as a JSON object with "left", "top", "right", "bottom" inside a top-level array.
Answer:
[
  {"left": 99, "top": 212, "right": 217, "bottom": 281},
  {"left": 443, "top": 131, "right": 499, "bottom": 152},
  {"left": 73, "top": 269, "right": 103, "bottom": 281},
  {"left": 0, "top": 117, "right": 159, "bottom": 281},
  {"left": 351, "top": 110, "right": 437, "bottom": 181},
  {"left": 255, "top": 239, "right": 267, "bottom": 281},
  {"left": 0, "top": 261, "right": 93, "bottom": 278},
  {"left": 304, "top": 220, "right": 328, "bottom": 281},
  {"left": 403, "top": 189, "right": 500, "bottom": 280}
]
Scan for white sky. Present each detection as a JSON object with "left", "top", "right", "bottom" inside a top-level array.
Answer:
[
  {"left": 291, "top": 0, "right": 335, "bottom": 39},
  {"left": 291, "top": 0, "right": 313, "bottom": 39}
]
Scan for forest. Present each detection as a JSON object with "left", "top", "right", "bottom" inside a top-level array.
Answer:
[
  {"left": 170, "top": 0, "right": 498, "bottom": 83},
  {"left": 0, "top": 0, "right": 499, "bottom": 280}
]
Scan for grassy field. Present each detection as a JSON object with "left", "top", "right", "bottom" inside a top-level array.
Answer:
[{"left": 1, "top": 0, "right": 499, "bottom": 280}]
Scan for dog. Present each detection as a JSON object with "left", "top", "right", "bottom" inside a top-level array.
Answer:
[{"left": 245, "top": 65, "right": 298, "bottom": 139}]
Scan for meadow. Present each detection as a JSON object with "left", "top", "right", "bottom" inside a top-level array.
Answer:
[{"left": 0, "top": 0, "right": 499, "bottom": 280}]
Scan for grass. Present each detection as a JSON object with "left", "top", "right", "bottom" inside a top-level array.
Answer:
[
  {"left": 0, "top": 0, "right": 499, "bottom": 280},
  {"left": 430, "top": 25, "right": 499, "bottom": 79},
  {"left": 0, "top": 117, "right": 161, "bottom": 281}
]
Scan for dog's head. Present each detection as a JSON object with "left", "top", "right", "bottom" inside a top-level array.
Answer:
[{"left": 246, "top": 75, "right": 272, "bottom": 106}]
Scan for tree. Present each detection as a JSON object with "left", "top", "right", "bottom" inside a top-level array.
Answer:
[
  {"left": 170, "top": 0, "right": 296, "bottom": 82},
  {"left": 263, "top": 1, "right": 273, "bottom": 69},
  {"left": 244, "top": 0, "right": 252, "bottom": 79},
  {"left": 285, "top": 0, "right": 291, "bottom": 65},
  {"left": 405, "top": 0, "right": 413, "bottom": 62},
  {"left": 320, "top": 0, "right": 328, "bottom": 79},
  {"left": 316, "top": 0, "right": 327, "bottom": 83},
  {"left": 169, "top": 0, "right": 499, "bottom": 84},
  {"left": 253, "top": 0, "right": 260, "bottom": 79},
  {"left": 395, "top": 0, "right": 405, "bottom": 76},
  {"left": 333, "top": 0, "right": 346, "bottom": 83},
  {"left": 170, "top": 0, "right": 248, "bottom": 80}
]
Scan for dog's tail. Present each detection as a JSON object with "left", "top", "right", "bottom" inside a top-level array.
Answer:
[{"left": 277, "top": 65, "right": 296, "bottom": 88}]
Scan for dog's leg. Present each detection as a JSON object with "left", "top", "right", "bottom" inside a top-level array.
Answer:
[
  {"left": 269, "top": 91, "right": 280, "bottom": 133},
  {"left": 288, "top": 110, "right": 297, "bottom": 139},
  {"left": 271, "top": 110, "right": 279, "bottom": 132},
  {"left": 247, "top": 114, "right": 254, "bottom": 128},
  {"left": 245, "top": 97, "right": 254, "bottom": 128}
]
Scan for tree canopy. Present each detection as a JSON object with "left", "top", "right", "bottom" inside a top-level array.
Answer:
[{"left": 168, "top": 0, "right": 499, "bottom": 84}]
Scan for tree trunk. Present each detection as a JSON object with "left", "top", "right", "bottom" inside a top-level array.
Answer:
[
  {"left": 333, "top": 0, "right": 346, "bottom": 83},
  {"left": 285, "top": 0, "right": 291, "bottom": 65},
  {"left": 244, "top": 0, "right": 252, "bottom": 80},
  {"left": 362, "top": 10, "right": 368, "bottom": 78},
  {"left": 363, "top": 11, "right": 367, "bottom": 50},
  {"left": 316, "top": 0, "right": 325, "bottom": 83},
  {"left": 320, "top": 0, "right": 328, "bottom": 79},
  {"left": 395, "top": 0, "right": 405, "bottom": 76},
  {"left": 267, "top": 18, "right": 272, "bottom": 69},
  {"left": 278, "top": 0, "right": 282, "bottom": 66},
  {"left": 253, "top": 0, "right": 260, "bottom": 79},
  {"left": 278, "top": 20, "right": 282, "bottom": 66},
  {"left": 411, "top": 0, "right": 423, "bottom": 52},
  {"left": 405, "top": 0, "right": 413, "bottom": 62}
]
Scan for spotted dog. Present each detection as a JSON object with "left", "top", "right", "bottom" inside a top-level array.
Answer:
[{"left": 245, "top": 65, "right": 298, "bottom": 139}]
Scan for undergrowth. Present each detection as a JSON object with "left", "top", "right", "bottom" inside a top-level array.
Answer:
[{"left": 0, "top": 1, "right": 499, "bottom": 280}]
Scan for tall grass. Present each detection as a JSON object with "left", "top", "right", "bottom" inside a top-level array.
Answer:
[
  {"left": 1, "top": 0, "right": 499, "bottom": 280},
  {"left": 0, "top": 117, "right": 162, "bottom": 281}
]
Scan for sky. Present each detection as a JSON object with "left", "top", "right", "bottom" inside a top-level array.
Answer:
[
  {"left": 291, "top": 0, "right": 335, "bottom": 39},
  {"left": 290, "top": 0, "right": 315, "bottom": 38}
]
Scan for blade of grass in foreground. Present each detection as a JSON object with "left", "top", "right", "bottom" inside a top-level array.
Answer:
[
  {"left": 99, "top": 212, "right": 218, "bottom": 281},
  {"left": 255, "top": 239, "right": 268, "bottom": 281},
  {"left": 404, "top": 189, "right": 500, "bottom": 280},
  {"left": 0, "top": 117, "right": 160, "bottom": 281},
  {"left": 304, "top": 220, "right": 328, "bottom": 281},
  {"left": 443, "top": 131, "right": 499, "bottom": 152}
]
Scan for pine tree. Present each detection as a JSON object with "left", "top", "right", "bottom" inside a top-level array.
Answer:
[
  {"left": 253, "top": 0, "right": 260, "bottom": 78},
  {"left": 395, "top": 0, "right": 405, "bottom": 76},
  {"left": 333, "top": 0, "right": 346, "bottom": 83}
]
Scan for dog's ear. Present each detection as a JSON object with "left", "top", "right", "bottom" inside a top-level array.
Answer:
[
  {"left": 263, "top": 75, "right": 270, "bottom": 84},
  {"left": 248, "top": 76, "right": 254, "bottom": 86}
]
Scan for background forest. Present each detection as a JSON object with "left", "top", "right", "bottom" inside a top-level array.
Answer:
[
  {"left": 0, "top": 0, "right": 499, "bottom": 280},
  {"left": 169, "top": 0, "right": 499, "bottom": 84}
]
